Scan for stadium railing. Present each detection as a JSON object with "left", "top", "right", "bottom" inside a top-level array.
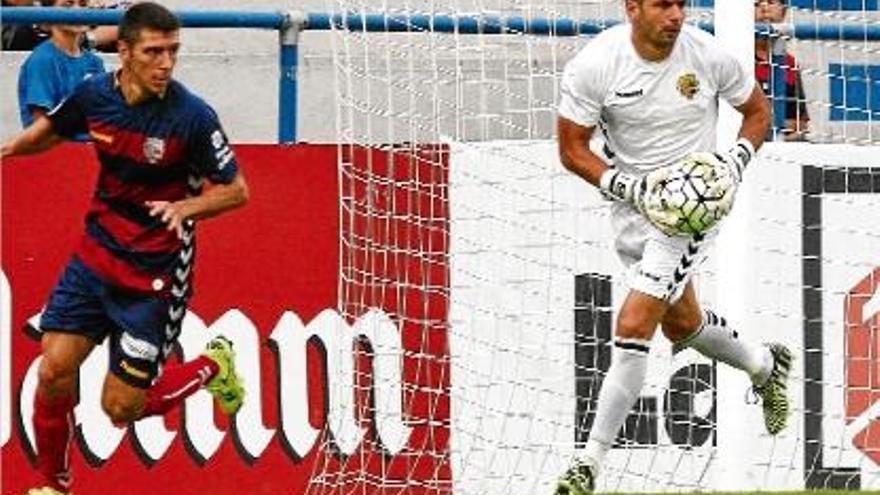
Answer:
[{"left": 3, "top": 7, "right": 878, "bottom": 142}]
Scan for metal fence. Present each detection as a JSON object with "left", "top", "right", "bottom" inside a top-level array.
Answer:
[{"left": 3, "top": 6, "right": 878, "bottom": 142}]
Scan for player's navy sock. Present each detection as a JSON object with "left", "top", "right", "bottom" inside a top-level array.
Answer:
[
  {"left": 676, "top": 309, "right": 773, "bottom": 385},
  {"left": 583, "top": 338, "right": 650, "bottom": 468},
  {"left": 33, "top": 390, "right": 75, "bottom": 492},
  {"left": 142, "top": 356, "right": 219, "bottom": 417}
]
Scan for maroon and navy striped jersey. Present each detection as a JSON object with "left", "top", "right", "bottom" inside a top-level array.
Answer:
[{"left": 46, "top": 71, "right": 239, "bottom": 294}]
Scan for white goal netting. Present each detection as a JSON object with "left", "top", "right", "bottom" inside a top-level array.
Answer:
[{"left": 315, "top": 0, "right": 880, "bottom": 493}]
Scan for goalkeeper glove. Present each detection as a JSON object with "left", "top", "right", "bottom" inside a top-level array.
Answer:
[
  {"left": 715, "top": 138, "right": 755, "bottom": 183},
  {"left": 599, "top": 168, "right": 678, "bottom": 235}
]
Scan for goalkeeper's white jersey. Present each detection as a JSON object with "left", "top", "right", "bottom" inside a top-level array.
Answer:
[{"left": 558, "top": 23, "right": 754, "bottom": 174}]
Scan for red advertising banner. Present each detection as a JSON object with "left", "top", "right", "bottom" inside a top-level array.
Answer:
[
  {"left": 846, "top": 267, "right": 880, "bottom": 466},
  {"left": 1, "top": 143, "right": 451, "bottom": 495}
]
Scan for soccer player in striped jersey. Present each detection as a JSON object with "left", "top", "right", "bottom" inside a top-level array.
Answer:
[
  {"left": 2, "top": 4, "right": 248, "bottom": 494},
  {"left": 554, "top": 1, "right": 792, "bottom": 493}
]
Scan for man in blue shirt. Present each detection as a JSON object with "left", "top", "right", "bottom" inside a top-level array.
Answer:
[{"left": 17, "top": 0, "right": 106, "bottom": 129}]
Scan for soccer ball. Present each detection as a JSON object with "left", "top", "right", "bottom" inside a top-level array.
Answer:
[{"left": 658, "top": 153, "right": 736, "bottom": 235}]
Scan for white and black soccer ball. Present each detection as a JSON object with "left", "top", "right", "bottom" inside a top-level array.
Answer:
[{"left": 658, "top": 153, "right": 736, "bottom": 235}]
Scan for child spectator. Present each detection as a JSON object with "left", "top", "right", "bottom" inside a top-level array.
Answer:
[{"left": 17, "top": 0, "right": 107, "bottom": 130}]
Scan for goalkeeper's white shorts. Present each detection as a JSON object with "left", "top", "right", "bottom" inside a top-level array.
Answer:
[{"left": 610, "top": 201, "right": 716, "bottom": 303}]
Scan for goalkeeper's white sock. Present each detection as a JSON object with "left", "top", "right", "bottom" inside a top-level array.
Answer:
[
  {"left": 582, "top": 338, "right": 650, "bottom": 469},
  {"left": 676, "top": 309, "right": 773, "bottom": 385}
]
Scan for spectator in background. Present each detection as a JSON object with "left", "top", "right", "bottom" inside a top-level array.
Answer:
[
  {"left": 2, "top": 0, "right": 123, "bottom": 52},
  {"left": 755, "top": 0, "right": 810, "bottom": 141},
  {"left": 17, "top": 0, "right": 107, "bottom": 129},
  {"left": 83, "top": 0, "right": 128, "bottom": 52}
]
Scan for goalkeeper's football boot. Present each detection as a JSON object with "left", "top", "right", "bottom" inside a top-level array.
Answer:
[
  {"left": 26, "top": 488, "right": 70, "bottom": 495},
  {"left": 203, "top": 336, "right": 246, "bottom": 415},
  {"left": 555, "top": 458, "right": 598, "bottom": 495},
  {"left": 753, "top": 343, "right": 793, "bottom": 435}
]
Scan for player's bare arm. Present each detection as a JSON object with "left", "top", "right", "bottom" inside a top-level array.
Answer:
[
  {"left": 735, "top": 84, "right": 772, "bottom": 152},
  {"left": 146, "top": 172, "right": 249, "bottom": 238},
  {"left": 29, "top": 108, "right": 48, "bottom": 122},
  {"left": 557, "top": 116, "right": 608, "bottom": 187},
  {"left": 557, "top": 115, "right": 678, "bottom": 234},
  {"left": 715, "top": 84, "right": 772, "bottom": 183},
  {"left": 0, "top": 116, "right": 64, "bottom": 159}
]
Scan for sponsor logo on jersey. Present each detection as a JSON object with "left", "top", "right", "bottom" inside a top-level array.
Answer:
[
  {"left": 143, "top": 137, "right": 166, "bottom": 164},
  {"left": 676, "top": 72, "right": 700, "bottom": 99},
  {"left": 211, "top": 130, "right": 234, "bottom": 170},
  {"left": 614, "top": 88, "right": 644, "bottom": 98}
]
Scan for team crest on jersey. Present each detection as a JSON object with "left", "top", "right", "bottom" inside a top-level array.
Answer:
[
  {"left": 143, "top": 137, "right": 165, "bottom": 164},
  {"left": 676, "top": 72, "right": 700, "bottom": 99}
]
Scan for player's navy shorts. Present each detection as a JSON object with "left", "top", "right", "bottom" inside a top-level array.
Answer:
[{"left": 39, "top": 257, "right": 186, "bottom": 388}]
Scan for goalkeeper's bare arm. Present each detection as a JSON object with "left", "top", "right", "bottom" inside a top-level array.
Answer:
[
  {"left": 737, "top": 85, "right": 773, "bottom": 149},
  {"left": 713, "top": 85, "right": 772, "bottom": 183},
  {"left": 557, "top": 116, "right": 680, "bottom": 235},
  {"left": 557, "top": 118, "right": 603, "bottom": 185}
]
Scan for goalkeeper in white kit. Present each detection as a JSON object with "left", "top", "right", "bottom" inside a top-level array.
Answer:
[{"left": 555, "top": 0, "right": 792, "bottom": 493}]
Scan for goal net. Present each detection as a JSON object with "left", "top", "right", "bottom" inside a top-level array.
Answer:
[{"left": 316, "top": 0, "right": 879, "bottom": 493}]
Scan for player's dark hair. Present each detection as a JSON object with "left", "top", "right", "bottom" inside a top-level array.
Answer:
[{"left": 118, "top": 2, "right": 180, "bottom": 45}]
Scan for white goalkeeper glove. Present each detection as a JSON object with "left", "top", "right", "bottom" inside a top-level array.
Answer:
[
  {"left": 599, "top": 168, "right": 678, "bottom": 235},
  {"left": 715, "top": 138, "right": 755, "bottom": 184}
]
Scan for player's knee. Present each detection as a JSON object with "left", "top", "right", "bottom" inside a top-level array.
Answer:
[
  {"left": 615, "top": 312, "right": 655, "bottom": 339},
  {"left": 662, "top": 312, "right": 702, "bottom": 342},
  {"left": 37, "top": 354, "right": 78, "bottom": 395},
  {"left": 101, "top": 393, "right": 142, "bottom": 425}
]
